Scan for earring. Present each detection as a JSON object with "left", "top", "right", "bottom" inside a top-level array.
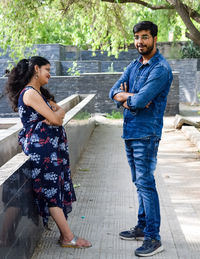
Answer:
[{"left": 35, "top": 72, "right": 39, "bottom": 79}]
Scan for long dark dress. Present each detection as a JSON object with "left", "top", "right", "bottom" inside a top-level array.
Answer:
[{"left": 18, "top": 86, "right": 76, "bottom": 226}]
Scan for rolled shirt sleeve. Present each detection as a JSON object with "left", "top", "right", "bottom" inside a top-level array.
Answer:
[{"left": 112, "top": 89, "right": 124, "bottom": 108}]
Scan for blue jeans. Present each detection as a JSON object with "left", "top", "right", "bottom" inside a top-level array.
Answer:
[{"left": 125, "top": 136, "right": 161, "bottom": 240}]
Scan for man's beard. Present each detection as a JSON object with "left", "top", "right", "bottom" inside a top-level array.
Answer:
[{"left": 136, "top": 41, "right": 154, "bottom": 56}]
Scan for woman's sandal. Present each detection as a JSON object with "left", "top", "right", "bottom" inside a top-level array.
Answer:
[{"left": 60, "top": 235, "right": 92, "bottom": 248}]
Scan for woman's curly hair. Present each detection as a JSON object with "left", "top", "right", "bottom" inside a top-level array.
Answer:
[{"left": 5, "top": 56, "right": 55, "bottom": 112}]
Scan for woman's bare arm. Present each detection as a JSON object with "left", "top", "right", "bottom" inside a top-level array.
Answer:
[{"left": 23, "top": 89, "right": 65, "bottom": 126}]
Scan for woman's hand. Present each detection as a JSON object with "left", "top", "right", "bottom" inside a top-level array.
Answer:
[
  {"left": 55, "top": 108, "right": 65, "bottom": 122},
  {"left": 42, "top": 119, "right": 52, "bottom": 125},
  {"left": 49, "top": 100, "right": 65, "bottom": 124}
]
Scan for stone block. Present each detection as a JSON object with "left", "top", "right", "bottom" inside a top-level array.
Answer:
[
  {"left": 174, "top": 114, "right": 200, "bottom": 129},
  {"left": 80, "top": 50, "right": 116, "bottom": 61},
  {"left": 34, "top": 44, "right": 65, "bottom": 60},
  {"left": 113, "top": 61, "right": 132, "bottom": 72},
  {"left": 49, "top": 60, "right": 61, "bottom": 76},
  {"left": 117, "top": 49, "right": 138, "bottom": 60},
  {"left": 61, "top": 61, "right": 100, "bottom": 75},
  {"left": 65, "top": 52, "right": 78, "bottom": 61},
  {"left": 0, "top": 70, "right": 179, "bottom": 116}
]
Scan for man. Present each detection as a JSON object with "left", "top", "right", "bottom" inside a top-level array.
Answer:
[{"left": 109, "top": 21, "right": 173, "bottom": 257}]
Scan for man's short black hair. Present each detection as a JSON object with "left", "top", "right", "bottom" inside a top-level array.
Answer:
[{"left": 133, "top": 21, "right": 158, "bottom": 37}]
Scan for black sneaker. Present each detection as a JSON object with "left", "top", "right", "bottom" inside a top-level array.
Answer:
[
  {"left": 135, "top": 239, "right": 164, "bottom": 257},
  {"left": 119, "top": 226, "right": 144, "bottom": 241}
]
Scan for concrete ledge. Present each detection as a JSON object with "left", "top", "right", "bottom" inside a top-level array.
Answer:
[
  {"left": 58, "top": 94, "right": 80, "bottom": 111},
  {"left": 0, "top": 152, "right": 29, "bottom": 185},
  {"left": 0, "top": 94, "right": 92, "bottom": 167},
  {"left": 181, "top": 126, "right": 200, "bottom": 151},
  {"left": 63, "top": 94, "right": 95, "bottom": 124},
  {"left": 0, "top": 117, "right": 20, "bottom": 129},
  {"left": 65, "top": 117, "right": 95, "bottom": 174},
  {"left": 0, "top": 122, "right": 23, "bottom": 167}
]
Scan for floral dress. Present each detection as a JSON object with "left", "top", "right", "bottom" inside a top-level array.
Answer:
[{"left": 18, "top": 86, "right": 76, "bottom": 226}]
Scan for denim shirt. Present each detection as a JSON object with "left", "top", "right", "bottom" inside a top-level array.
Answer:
[{"left": 109, "top": 49, "right": 173, "bottom": 139}]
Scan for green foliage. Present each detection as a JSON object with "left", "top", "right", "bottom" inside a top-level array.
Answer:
[
  {"left": 173, "top": 25, "right": 182, "bottom": 41},
  {"left": 182, "top": 0, "right": 200, "bottom": 11},
  {"left": 181, "top": 41, "right": 200, "bottom": 58},
  {"left": 106, "top": 110, "right": 123, "bottom": 119},
  {"left": 0, "top": 0, "right": 192, "bottom": 60},
  {"left": 197, "top": 94, "right": 200, "bottom": 115},
  {"left": 67, "top": 62, "right": 80, "bottom": 76},
  {"left": 0, "top": 0, "right": 42, "bottom": 60},
  {"left": 73, "top": 111, "right": 91, "bottom": 120}
]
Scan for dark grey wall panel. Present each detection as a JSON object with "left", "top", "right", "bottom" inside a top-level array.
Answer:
[
  {"left": 0, "top": 43, "right": 199, "bottom": 105},
  {"left": 0, "top": 160, "right": 42, "bottom": 259},
  {"left": 0, "top": 72, "right": 179, "bottom": 116}
]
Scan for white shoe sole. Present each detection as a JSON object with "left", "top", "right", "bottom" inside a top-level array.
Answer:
[
  {"left": 135, "top": 245, "right": 164, "bottom": 257},
  {"left": 120, "top": 236, "right": 144, "bottom": 241}
]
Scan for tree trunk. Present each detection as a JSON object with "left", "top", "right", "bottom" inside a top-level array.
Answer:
[{"left": 166, "top": 0, "right": 200, "bottom": 46}]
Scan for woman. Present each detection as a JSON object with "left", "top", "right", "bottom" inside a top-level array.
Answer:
[{"left": 5, "top": 56, "right": 91, "bottom": 248}]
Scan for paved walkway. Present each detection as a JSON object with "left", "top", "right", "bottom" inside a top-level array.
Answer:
[{"left": 31, "top": 116, "right": 200, "bottom": 259}]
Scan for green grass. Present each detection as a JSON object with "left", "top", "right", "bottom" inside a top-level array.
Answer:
[
  {"left": 78, "top": 168, "right": 90, "bottom": 171},
  {"left": 73, "top": 111, "right": 91, "bottom": 120},
  {"left": 106, "top": 110, "right": 123, "bottom": 119}
]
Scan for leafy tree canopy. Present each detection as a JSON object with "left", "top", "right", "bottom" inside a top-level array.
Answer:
[{"left": 0, "top": 0, "right": 198, "bottom": 60}]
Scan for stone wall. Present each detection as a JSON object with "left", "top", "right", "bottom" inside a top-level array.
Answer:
[
  {"left": 0, "top": 42, "right": 186, "bottom": 76},
  {"left": 168, "top": 59, "right": 200, "bottom": 104},
  {"left": 0, "top": 42, "right": 199, "bottom": 107},
  {"left": 60, "top": 58, "right": 198, "bottom": 105},
  {"left": 0, "top": 44, "right": 138, "bottom": 76},
  {"left": 0, "top": 72, "right": 179, "bottom": 116},
  {"left": 0, "top": 78, "right": 13, "bottom": 116}
]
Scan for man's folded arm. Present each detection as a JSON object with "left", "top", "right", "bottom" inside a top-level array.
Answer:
[{"left": 126, "top": 65, "right": 171, "bottom": 110}]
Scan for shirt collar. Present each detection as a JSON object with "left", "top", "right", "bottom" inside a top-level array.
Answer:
[{"left": 137, "top": 49, "right": 160, "bottom": 65}]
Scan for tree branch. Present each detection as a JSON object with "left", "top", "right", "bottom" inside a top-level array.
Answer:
[
  {"left": 101, "top": 0, "right": 174, "bottom": 10},
  {"left": 103, "top": 0, "right": 200, "bottom": 23},
  {"left": 187, "top": 7, "right": 200, "bottom": 24},
  {"left": 103, "top": 0, "right": 200, "bottom": 46},
  {"left": 166, "top": 0, "right": 200, "bottom": 23},
  {"left": 185, "top": 31, "right": 200, "bottom": 46},
  {"left": 166, "top": 0, "right": 200, "bottom": 45}
]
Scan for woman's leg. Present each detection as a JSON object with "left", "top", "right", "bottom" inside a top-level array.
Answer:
[
  {"left": 49, "top": 207, "right": 73, "bottom": 241},
  {"left": 49, "top": 207, "right": 91, "bottom": 247}
]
